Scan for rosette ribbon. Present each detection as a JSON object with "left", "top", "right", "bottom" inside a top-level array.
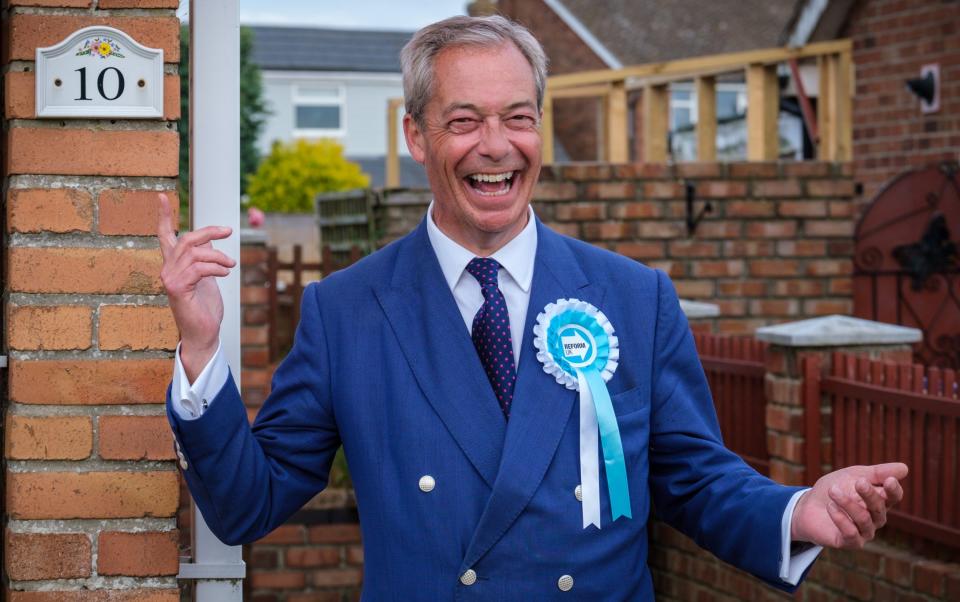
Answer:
[{"left": 533, "top": 299, "right": 631, "bottom": 529}]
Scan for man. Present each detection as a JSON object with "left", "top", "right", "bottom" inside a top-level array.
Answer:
[{"left": 160, "top": 15, "right": 906, "bottom": 600}]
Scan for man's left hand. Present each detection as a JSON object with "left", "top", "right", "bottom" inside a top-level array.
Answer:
[{"left": 791, "top": 462, "right": 908, "bottom": 549}]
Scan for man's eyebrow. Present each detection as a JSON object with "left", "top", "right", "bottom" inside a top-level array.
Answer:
[
  {"left": 441, "top": 102, "right": 480, "bottom": 116},
  {"left": 504, "top": 101, "right": 537, "bottom": 112},
  {"left": 441, "top": 100, "right": 537, "bottom": 115}
]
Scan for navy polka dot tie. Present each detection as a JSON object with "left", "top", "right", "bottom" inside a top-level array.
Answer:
[{"left": 466, "top": 257, "right": 516, "bottom": 419}]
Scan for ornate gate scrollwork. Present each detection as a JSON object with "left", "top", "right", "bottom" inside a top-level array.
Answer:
[{"left": 854, "top": 163, "right": 960, "bottom": 369}]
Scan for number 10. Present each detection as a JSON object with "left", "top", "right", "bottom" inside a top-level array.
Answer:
[{"left": 74, "top": 66, "right": 126, "bottom": 101}]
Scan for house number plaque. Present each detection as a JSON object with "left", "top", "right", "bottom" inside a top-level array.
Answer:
[{"left": 36, "top": 26, "right": 164, "bottom": 118}]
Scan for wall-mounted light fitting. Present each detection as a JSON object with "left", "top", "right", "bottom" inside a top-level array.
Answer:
[{"left": 905, "top": 64, "right": 940, "bottom": 114}]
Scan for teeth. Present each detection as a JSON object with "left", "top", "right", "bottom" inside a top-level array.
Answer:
[
  {"left": 469, "top": 172, "right": 514, "bottom": 183},
  {"left": 474, "top": 180, "right": 512, "bottom": 196}
]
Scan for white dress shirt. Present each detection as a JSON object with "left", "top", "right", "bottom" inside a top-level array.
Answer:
[
  {"left": 170, "top": 204, "right": 819, "bottom": 584},
  {"left": 425, "top": 202, "right": 536, "bottom": 367}
]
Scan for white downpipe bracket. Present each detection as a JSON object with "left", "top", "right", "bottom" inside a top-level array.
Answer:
[{"left": 181, "top": 1, "right": 245, "bottom": 600}]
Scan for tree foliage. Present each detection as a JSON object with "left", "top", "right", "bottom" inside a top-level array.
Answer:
[
  {"left": 178, "top": 25, "right": 269, "bottom": 203},
  {"left": 246, "top": 139, "right": 369, "bottom": 213},
  {"left": 239, "top": 26, "right": 268, "bottom": 192}
]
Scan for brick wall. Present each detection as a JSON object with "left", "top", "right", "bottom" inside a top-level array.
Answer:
[
  {"left": 844, "top": 0, "right": 960, "bottom": 207},
  {"left": 373, "top": 161, "right": 856, "bottom": 333},
  {"left": 2, "top": 1, "right": 182, "bottom": 599},
  {"left": 240, "top": 233, "right": 272, "bottom": 421},
  {"left": 246, "top": 511, "right": 363, "bottom": 602},
  {"left": 650, "top": 522, "right": 960, "bottom": 601}
]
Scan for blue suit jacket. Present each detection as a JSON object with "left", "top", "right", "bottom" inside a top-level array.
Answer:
[{"left": 168, "top": 218, "right": 804, "bottom": 600}]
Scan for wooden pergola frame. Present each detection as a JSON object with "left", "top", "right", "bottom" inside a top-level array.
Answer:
[{"left": 384, "top": 38, "right": 854, "bottom": 185}]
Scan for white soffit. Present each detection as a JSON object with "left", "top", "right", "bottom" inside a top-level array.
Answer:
[
  {"left": 787, "top": 0, "right": 828, "bottom": 47},
  {"left": 543, "top": 0, "right": 623, "bottom": 69}
]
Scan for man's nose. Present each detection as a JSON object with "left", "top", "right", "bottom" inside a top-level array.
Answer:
[{"left": 476, "top": 119, "right": 511, "bottom": 162}]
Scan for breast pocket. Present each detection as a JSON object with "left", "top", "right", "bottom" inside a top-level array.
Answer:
[{"left": 610, "top": 386, "right": 647, "bottom": 418}]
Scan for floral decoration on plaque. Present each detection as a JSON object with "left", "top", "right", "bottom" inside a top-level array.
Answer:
[{"left": 76, "top": 37, "right": 126, "bottom": 59}]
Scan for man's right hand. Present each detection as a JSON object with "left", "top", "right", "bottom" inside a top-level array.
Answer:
[{"left": 157, "top": 193, "right": 236, "bottom": 382}]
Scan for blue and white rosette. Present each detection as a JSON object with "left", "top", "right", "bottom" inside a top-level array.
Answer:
[{"left": 533, "top": 299, "right": 631, "bottom": 529}]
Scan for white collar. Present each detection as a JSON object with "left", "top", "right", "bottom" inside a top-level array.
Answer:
[{"left": 425, "top": 202, "right": 537, "bottom": 294}]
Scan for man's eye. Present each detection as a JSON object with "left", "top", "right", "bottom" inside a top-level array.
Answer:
[
  {"left": 507, "top": 115, "right": 536, "bottom": 128},
  {"left": 449, "top": 118, "right": 478, "bottom": 132}
]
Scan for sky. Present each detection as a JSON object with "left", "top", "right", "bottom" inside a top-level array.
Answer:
[{"left": 178, "top": 0, "right": 468, "bottom": 30}]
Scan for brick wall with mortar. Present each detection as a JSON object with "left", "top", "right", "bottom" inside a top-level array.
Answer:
[
  {"left": 2, "top": 0, "right": 182, "bottom": 600},
  {"left": 374, "top": 161, "right": 856, "bottom": 334},
  {"left": 240, "top": 233, "right": 272, "bottom": 422},
  {"left": 245, "top": 516, "right": 362, "bottom": 602},
  {"left": 844, "top": 0, "right": 960, "bottom": 209}
]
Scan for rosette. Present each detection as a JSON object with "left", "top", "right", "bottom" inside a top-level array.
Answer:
[{"left": 533, "top": 299, "right": 631, "bottom": 529}]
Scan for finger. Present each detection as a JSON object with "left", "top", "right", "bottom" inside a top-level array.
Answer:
[
  {"left": 178, "top": 262, "right": 232, "bottom": 286},
  {"left": 172, "top": 246, "right": 236, "bottom": 273},
  {"left": 157, "top": 193, "right": 178, "bottom": 258},
  {"left": 830, "top": 484, "right": 874, "bottom": 540},
  {"left": 171, "top": 225, "right": 233, "bottom": 263},
  {"left": 163, "top": 261, "right": 231, "bottom": 296},
  {"left": 883, "top": 476, "right": 904, "bottom": 507},
  {"left": 856, "top": 478, "right": 887, "bottom": 528},
  {"left": 827, "top": 499, "right": 862, "bottom": 548},
  {"left": 165, "top": 250, "right": 235, "bottom": 295},
  {"left": 869, "top": 462, "right": 908, "bottom": 484}
]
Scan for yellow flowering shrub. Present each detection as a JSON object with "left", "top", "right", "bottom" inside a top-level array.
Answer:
[{"left": 246, "top": 139, "right": 369, "bottom": 213}]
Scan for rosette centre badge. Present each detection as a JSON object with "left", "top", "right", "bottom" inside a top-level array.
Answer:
[
  {"left": 534, "top": 299, "right": 631, "bottom": 529},
  {"left": 560, "top": 325, "right": 595, "bottom": 366}
]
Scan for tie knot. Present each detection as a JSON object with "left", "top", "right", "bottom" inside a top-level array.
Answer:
[{"left": 466, "top": 257, "right": 501, "bottom": 288}]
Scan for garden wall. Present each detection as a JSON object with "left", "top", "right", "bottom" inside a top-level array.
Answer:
[{"left": 375, "top": 161, "right": 856, "bottom": 333}]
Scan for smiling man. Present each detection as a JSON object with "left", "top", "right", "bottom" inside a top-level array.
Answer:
[
  {"left": 160, "top": 15, "right": 907, "bottom": 600},
  {"left": 405, "top": 41, "right": 541, "bottom": 255}
]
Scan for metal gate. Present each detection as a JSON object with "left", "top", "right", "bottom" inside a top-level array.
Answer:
[{"left": 853, "top": 163, "right": 960, "bottom": 369}]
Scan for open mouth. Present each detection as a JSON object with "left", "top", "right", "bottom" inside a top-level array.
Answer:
[{"left": 464, "top": 171, "right": 516, "bottom": 197}]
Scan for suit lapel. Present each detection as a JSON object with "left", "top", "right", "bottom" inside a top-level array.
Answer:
[
  {"left": 462, "top": 221, "right": 606, "bottom": 570},
  {"left": 374, "top": 220, "right": 506, "bottom": 489}
]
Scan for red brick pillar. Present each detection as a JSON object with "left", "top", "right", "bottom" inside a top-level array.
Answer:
[
  {"left": 2, "top": 1, "right": 182, "bottom": 599},
  {"left": 240, "top": 229, "right": 272, "bottom": 422},
  {"left": 757, "top": 315, "right": 920, "bottom": 486}
]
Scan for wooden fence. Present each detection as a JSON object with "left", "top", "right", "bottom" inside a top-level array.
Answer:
[
  {"left": 694, "top": 333, "right": 770, "bottom": 476},
  {"left": 804, "top": 351, "right": 960, "bottom": 548},
  {"left": 267, "top": 244, "right": 363, "bottom": 362}
]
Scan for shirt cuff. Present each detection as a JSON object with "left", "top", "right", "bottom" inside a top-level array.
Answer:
[
  {"left": 779, "top": 488, "right": 824, "bottom": 585},
  {"left": 171, "top": 340, "right": 229, "bottom": 420}
]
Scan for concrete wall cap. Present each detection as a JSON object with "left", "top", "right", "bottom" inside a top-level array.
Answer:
[
  {"left": 680, "top": 299, "right": 720, "bottom": 318},
  {"left": 755, "top": 314, "right": 922, "bottom": 347},
  {"left": 240, "top": 228, "right": 269, "bottom": 244}
]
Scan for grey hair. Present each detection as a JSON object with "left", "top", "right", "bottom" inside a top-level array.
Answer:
[{"left": 400, "top": 15, "right": 548, "bottom": 125}]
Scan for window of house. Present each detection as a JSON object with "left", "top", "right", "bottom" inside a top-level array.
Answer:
[
  {"left": 670, "top": 89, "right": 694, "bottom": 130},
  {"left": 670, "top": 84, "right": 747, "bottom": 128},
  {"left": 293, "top": 84, "right": 345, "bottom": 137}
]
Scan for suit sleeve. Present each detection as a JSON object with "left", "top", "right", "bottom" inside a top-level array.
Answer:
[
  {"left": 167, "top": 282, "right": 341, "bottom": 545},
  {"left": 646, "top": 269, "right": 809, "bottom": 591}
]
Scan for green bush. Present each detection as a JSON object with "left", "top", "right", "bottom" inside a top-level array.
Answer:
[{"left": 245, "top": 139, "right": 369, "bottom": 213}]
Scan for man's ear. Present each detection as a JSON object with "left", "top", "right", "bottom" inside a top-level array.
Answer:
[{"left": 403, "top": 114, "right": 426, "bottom": 165}]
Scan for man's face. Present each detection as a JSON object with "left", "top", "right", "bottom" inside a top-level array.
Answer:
[{"left": 404, "top": 42, "right": 542, "bottom": 254}]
